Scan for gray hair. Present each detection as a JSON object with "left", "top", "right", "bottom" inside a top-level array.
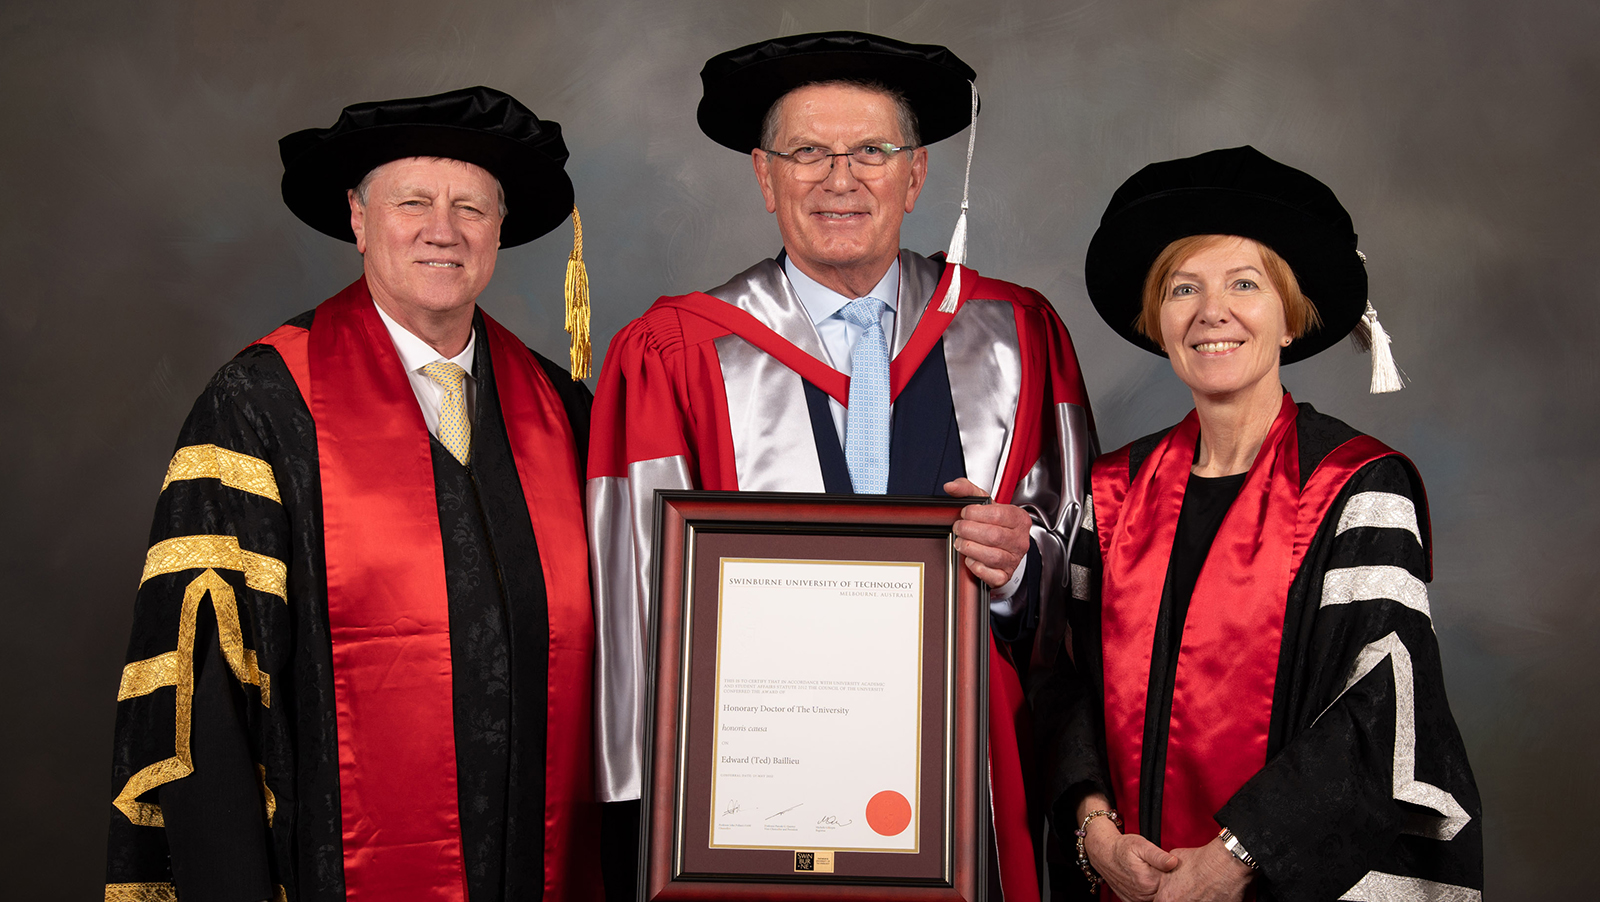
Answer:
[
  {"left": 352, "top": 156, "right": 509, "bottom": 217},
  {"left": 759, "top": 79, "right": 922, "bottom": 151}
]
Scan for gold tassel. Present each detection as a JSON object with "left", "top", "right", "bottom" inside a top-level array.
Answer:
[{"left": 564, "top": 206, "right": 591, "bottom": 380}]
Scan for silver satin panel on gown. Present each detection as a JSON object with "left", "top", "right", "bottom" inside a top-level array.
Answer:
[
  {"left": 713, "top": 334, "right": 826, "bottom": 492},
  {"left": 943, "top": 298, "right": 1023, "bottom": 495},
  {"left": 707, "top": 258, "right": 831, "bottom": 360},
  {"left": 892, "top": 250, "right": 943, "bottom": 356},
  {"left": 707, "top": 259, "right": 832, "bottom": 492},
  {"left": 1016, "top": 402, "right": 1096, "bottom": 668},
  {"left": 587, "top": 454, "right": 693, "bottom": 801},
  {"left": 944, "top": 293, "right": 1097, "bottom": 667}
]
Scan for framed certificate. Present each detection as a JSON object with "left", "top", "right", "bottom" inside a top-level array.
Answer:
[{"left": 640, "top": 491, "right": 989, "bottom": 902}]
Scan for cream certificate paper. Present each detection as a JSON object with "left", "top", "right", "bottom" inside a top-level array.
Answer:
[{"left": 710, "top": 558, "right": 925, "bottom": 852}]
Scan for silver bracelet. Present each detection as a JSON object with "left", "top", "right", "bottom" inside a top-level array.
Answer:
[{"left": 1217, "top": 827, "right": 1258, "bottom": 870}]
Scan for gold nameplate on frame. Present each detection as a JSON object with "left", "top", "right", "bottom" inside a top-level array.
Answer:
[{"left": 793, "top": 850, "right": 836, "bottom": 873}]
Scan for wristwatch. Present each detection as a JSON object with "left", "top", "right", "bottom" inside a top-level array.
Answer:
[{"left": 1218, "top": 828, "right": 1259, "bottom": 870}]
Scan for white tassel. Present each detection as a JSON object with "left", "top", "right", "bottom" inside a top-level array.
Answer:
[
  {"left": 936, "top": 209, "right": 967, "bottom": 313},
  {"left": 1351, "top": 301, "right": 1405, "bottom": 393},
  {"left": 938, "top": 261, "right": 963, "bottom": 313},
  {"left": 946, "top": 208, "right": 968, "bottom": 267},
  {"left": 937, "top": 80, "right": 979, "bottom": 315}
]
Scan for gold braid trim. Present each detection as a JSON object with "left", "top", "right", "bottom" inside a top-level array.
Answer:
[
  {"left": 118, "top": 565, "right": 271, "bottom": 706},
  {"left": 161, "top": 444, "right": 281, "bottom": 503},
  {"left": 105, "top": 883, "right": 178, "bottom": 902},
  {"left": 118, "top": 652, "right": 179, "bottom": 701},
  {"left": 114, "top": 757, "right": 190, "bottom": 827},
  {"left": 258, "top": 763, "right": 277, "bottom": 826},
  {"left": 113, "top": 569, "right": 273, "bottom": 827},
  {"left": 119, "top": 650, "right": 268, "bottom": 703},
  {"left": 141, "top": 535, "right": 286, "bottom": 602}
]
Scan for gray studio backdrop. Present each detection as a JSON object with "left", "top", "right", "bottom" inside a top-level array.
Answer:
[{"left": 2, "top": 0, "right": 1593, "bottom": 897}]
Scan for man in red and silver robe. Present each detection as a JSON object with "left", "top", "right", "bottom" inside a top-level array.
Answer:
[
  {"left": 104, "top": 87, "right": 604, "bottom": 902},
  {"left": 587, "top": 32, "right": 1096, "bottom": 902}
]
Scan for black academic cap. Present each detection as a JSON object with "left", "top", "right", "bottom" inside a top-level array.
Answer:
[
  {"left": 279, "top": 85, "right": 574, "bottom": 248},
  {"left": 697, "top": 31, "right": 978, "bottom": 152},
  {"left": 1084, "top": 145, "right": 1370, "bottom": 364}
]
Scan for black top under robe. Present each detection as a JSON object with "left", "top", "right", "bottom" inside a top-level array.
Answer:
[{"left": 1160, "top": 471, "right": 1248, "bottom": 661}]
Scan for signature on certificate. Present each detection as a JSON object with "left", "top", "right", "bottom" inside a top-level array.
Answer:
[
  {"left": 766, "top": 802, "right": 804, "bottom": 821},
  {"left": 817, "top": 814, "right": 854, "bottom": 827},
  {"left": 721, "top": 800, "right": 741, "bottom": 816}
]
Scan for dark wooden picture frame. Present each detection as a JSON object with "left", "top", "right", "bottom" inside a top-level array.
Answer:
[{"left": 639, "top": 491, "right": 989, "bottom": 902}]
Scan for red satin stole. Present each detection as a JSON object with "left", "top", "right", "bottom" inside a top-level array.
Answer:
[
  {"left": 1100, "top": 395, "right": 1298, "bottom": 852},
  {"left": 1095, "top": 394, "right": 1399, "bottom": 854},
  {"left": 259, "top": 279, "right": 596, "bottom": 901}
]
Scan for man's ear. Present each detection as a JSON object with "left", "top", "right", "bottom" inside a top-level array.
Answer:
[
  {"left": 903, "top": 146, "right": 929, "bottom": 214},
  {"left": 348, "top": 189, "right": 367, "bottom": 253},
  {"left": 752, "top": 150, "right": 778, "bottom": 214}
]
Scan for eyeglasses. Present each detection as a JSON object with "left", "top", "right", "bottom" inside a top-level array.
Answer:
[{"left": 760, "top": 143, "right": 919, "bottom": 180}]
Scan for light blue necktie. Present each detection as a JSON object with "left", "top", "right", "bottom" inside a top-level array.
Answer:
[{"left": 839, "top": 297, "right": 891, "bottom": 494}]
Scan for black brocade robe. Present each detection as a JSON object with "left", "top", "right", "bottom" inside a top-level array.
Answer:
[
  {"left": 1031, "top": 403, "right": 1482, "bottom": 901},
  {"left": 105, "top": 308, "right": 591, "bottom": 902}
]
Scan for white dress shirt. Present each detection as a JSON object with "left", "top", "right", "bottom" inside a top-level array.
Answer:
[
  {"left": 373, "top": 301, "right": 476, "bottom": 439},
  {"left": 782, "top": 257, "right": 1026, "bottom": 604}
]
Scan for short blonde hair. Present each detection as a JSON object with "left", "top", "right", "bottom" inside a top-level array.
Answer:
[{"left": 1136, "top": 234, "right": 1321, "bottom": 350}]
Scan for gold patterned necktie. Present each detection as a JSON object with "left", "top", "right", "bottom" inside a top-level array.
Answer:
[{"left": 421, "top": 361, "right": 471, "bottom": 465}]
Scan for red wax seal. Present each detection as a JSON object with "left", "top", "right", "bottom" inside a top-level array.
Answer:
[{"left": 865, "top": 790, "right": 913, "bottom": 836}]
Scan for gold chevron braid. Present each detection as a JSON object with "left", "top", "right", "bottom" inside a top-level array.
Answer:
[
  {"left": 113, "top": 570, "right": 272, "bottom": 827},
  {"left": 105, "top": 882, "right": 177, "bottom": 902},
  {"left": 113, "top": 756, "right": 189, "bottom": 827},
  {"left": 117, "top": 652, "right": 178, "bottom": 701},
  {"left": 119, "top": 649, "right": 270, "bottom": 706},
  {"left": 142, "top": 535, "right": 286, "bottom": 601},
  {"left": 162, "top": 444, "right": 281, "bottom": 503}
]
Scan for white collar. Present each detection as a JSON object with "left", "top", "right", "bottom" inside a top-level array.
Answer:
[
  {"left": 784, "top": 256, "right": 901, "bottom": 325},
  {"left": 373, "top": 301, "right": 476, "bottom": 375}
]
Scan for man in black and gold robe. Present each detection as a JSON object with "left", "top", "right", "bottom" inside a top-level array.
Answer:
[{"left": 105, "top": 87, "right": 605, "bottom": 902}]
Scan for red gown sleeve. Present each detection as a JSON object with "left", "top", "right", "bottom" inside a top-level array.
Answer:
[{"left": 586, "top": 310, "right": 704, "bottom": 803}]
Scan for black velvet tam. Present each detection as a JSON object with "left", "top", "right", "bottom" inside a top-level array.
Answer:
[
  {"left": 697, "top": 31, "right": 978, "bottom": 152},
  {"left": 279, "top": 86, "right": 574, "bottom": 248},
  {"left": 1084, "top": 145, "right": 1368, "bottom": 364}
]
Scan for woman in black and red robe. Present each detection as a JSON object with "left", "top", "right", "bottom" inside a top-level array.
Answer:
[{"left": 1032, "top": 146, "right": 1481, "bottom": 902}]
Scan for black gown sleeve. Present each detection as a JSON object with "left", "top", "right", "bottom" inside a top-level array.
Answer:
[
  {"left": 161, "top": 604, "right": 273, "bottom": 901},
  {"left": 1030, "top": 503, "right": 1112, "bottom": 829},
  {"left": 991, "top": 540, "right": 1044, "bottom": 646},
  {"left": 106, "top": 345, "right": 294, "bottom": 901},
  {"left": 1217, "top": 458, "right": 1482, "bottom": 901}
]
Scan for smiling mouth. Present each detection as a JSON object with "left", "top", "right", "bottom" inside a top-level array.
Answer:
[
  {"left": 815, "top": 211, "right": 866, "bottom": 220},
  {"left": 419, "top": 261, "right": 463, "bottom": 268},
  {"left": 1193, "top": 341, "right": 1244, "bottom": 353}
]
